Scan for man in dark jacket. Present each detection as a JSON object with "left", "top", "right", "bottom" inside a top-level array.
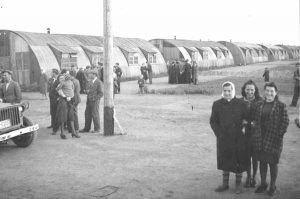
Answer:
[
  {"left": 262, "top": 67, "right": 270, "bottom": 82},
  {"left": 76, "top": 67, "right": 87, "bottom": 94},
  {"left": 79, "top": 69, "right": 103, "bottom": 133},
  {"left": 47, "top": 69, "right": 59, "bottom": 128},
  {"left": 69, "top": 73, "right": 81, "bottom": 134},
  {"left": 210, "top": 81, "right": 248, "bottom": 194},
  {"left": 0, "top": 70, "right": 22, "bottom": 104},
  {"left": 290, "top": 62, "right": 300, "bottom": 107},
  {"left": 146, "top": 61, "right": 153, "bottom": 84},
  {"left": 183, "top": 59, "right": 192, "bottom": 84}
]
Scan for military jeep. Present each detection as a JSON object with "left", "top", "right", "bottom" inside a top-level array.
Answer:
[{"left": 0, "top": 102, "right": 39, "bottom": 147}]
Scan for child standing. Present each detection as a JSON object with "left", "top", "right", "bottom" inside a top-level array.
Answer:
[{"left": 138, "top": 75, "right": 145, "bottom": 94}]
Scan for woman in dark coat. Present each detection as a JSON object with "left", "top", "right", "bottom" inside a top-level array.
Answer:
[
  {"left": 240, "top": 80, "right": 263, "bottom": 188},
  {"left": 210, "top": 81, "right": 248, "bottom": 194},
  {"left": 39, "top": 69, "right": 48, "bottom": 99},
  {"left": 52, "top": 74, "right": 79, "bottom": 139},
  {"left": 252, "top": 82, "right": 289, "bottom": 196}
]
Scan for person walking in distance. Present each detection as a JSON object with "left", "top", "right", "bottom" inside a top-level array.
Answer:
[
  {"left": 290, "top": 62, "right": 300, "bottom": 107},
  {"left": 262, "top": 67, "right": 270, "bottom": 82},
  {"left": 210, "top": 81, "right": 248, "bottom": 194},
  {"left": 79, "top": 69, "right": 104, "bottom": 133}
]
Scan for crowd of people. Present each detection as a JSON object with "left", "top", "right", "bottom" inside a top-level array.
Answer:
[
  {"left": 167, "top": 59, "right": 198, "bottom": 85},
  {"left": 47, "top": 67, "right": 104, "bottom": 139}
]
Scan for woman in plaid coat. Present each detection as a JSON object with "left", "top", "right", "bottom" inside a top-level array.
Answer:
[{"left": 252, "top": 82, "right": 289, "bottom": 196}]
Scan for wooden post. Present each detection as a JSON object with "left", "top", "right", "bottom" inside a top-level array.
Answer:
[{"left": 103, "top": 0, "right": 114, "bottom": 136}]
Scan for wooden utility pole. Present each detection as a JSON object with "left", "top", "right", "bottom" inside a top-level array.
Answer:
[{"left": 103, "top": 0, "right": 114, "bottom": 136}]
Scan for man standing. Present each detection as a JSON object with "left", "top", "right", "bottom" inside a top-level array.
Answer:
[
  {"left": 147, "top": 61, "right": 153, "bottom": 84},
  {"left": 80, "top": 69, "right": 103, "bottom": 133},
  {"left": 184, "top": 59, "right": 192, "bottom": 84},
  {"left": 76, "top": 67, "right": 87, "bottom": 94},
  {"left": 0, "top": 70, "right": 22, "bottom": 104},
  {"left": 114, "top": 63, "right": 122, "bottom": 93},
  {"left": 191, "top": 60, "right": 198, "bottom": 85},
  {"left": 290, "top": 62, "right": 300, "bottom": 107},
  {"left": 70, "top": 72, "right": 81, "bottom": 134},
  {"left": 47, "top": 69, "right": 59, "bottom": 128}
]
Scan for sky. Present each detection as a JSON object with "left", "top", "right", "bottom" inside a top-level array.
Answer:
[{"left": 0, "top": 0, "right": 298, "bottom": 45}]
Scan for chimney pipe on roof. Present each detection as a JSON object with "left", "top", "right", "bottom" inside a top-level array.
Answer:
[
  {"left": 174, "top": 36, "right": 176, "bottom": 40},
  {"left": 47, "top": 28, "right": 50, "bottom": 34}
]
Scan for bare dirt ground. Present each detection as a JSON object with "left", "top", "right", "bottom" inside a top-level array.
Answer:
[{"left": 0, "top": 61, "right": 299, "bottom": 199}]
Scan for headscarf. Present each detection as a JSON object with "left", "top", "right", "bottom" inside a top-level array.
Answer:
[{"left": 221, "top": 81, "right": 235, "bottom": 100}]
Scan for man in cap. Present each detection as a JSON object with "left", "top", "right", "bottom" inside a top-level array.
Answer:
[
  {"left": 290, "top": 62, "right": 300, "bottom": 107},
  {"left": 0, "top": 70, "right": 22, "bottom": 103},
  {"left": 47, "top": 68, "right": 60, "bottom": 128},
  {"left": 80, "top": 69, "right": 103, "bottom": 133}
]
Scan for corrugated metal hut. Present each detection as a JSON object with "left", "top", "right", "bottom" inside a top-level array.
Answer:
[
  {"left": 276, "top": 45, "right": 300, "bottom": 59},
  {"left": 149, "top": 39, "right": 234, "bottom": 68},
  {"left": 0, "top": 30, "right": 166, "bottom": 86},
  {"left": 259, "top": 45, "right": 289, "bottom": 61},
  {"left": 219, "top": 41, "right": 268, "bottom": 65}
]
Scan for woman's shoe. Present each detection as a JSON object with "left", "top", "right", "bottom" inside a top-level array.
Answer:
[
  {"left": 255, "top": 183, "right": 268, "bottom": 193},
  {"left": 72, "top": 133, "right": 80, "bottom": 138},
  {"left": 268, "top": 186, "right": 277, "bottom": 196},
  {"left": 60, "top": 134, "right": 67, "bottom": 139},
  {"left": 244, "top": 177, "right": 251, "bottom": 188},
  {"left": 250, "top": 178, "right": 256, "bottom": 188},
  {"left": 51, "top": 132, "right": 57, "bottom": 135},
  {"left": 215, "top": 184, "right": 229, "bottom": 192}
]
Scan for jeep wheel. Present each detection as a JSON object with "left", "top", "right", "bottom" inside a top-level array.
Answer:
[{"left": 12, "top": 116, "right": 37, "bottom": 147}]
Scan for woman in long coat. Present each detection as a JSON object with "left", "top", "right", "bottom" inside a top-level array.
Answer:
[
  {"left": 39, "top": 69, "right": 48, "bottom": 99},
  {"left": 210, "top": 81, "right": 248, "bottom": 194},
  {"left": 240, "top": 80, "right": 263, "bottom": 188},
  {"left": 252, "top": 82, "right": 289, "bottom": 196}
]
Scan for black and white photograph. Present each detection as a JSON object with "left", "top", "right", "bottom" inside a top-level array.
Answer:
[{"left": 0, "top": 0, "right": 299, "bottom": 198}]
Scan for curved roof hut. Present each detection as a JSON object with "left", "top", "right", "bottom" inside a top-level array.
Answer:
[
  {"left": 276, "top": 45, "right": 300, "bottom": 59},
  {"left": 258, "top": 45, "right": 289, "bottom": 61},
  {"left": 0, "top": 30, "right": 166, "bottom": 86},
  {"left": 219, "top": 41, "right": 268, "bottom": 66},
  {"left": 149, "top": 39, "right": 234, "bottom": 68}
]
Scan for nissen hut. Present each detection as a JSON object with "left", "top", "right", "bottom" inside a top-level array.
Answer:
[
  {"left": 0, "top": 30, "right": 166, "bottom": 86},
  {"left": 219, "top": 41, "right": 268, "bottom": 66},
  {"left": 149, "top": 39, "right": 234, "bottom": 69}
]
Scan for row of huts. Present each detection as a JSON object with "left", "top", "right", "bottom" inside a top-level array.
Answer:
[{"left": 0, "top": 30, "right": 299, "bottom": 86}]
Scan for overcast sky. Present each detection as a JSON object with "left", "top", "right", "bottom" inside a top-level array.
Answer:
[{"left": 0, "top": 0, "right": 298, "bottom": 45}]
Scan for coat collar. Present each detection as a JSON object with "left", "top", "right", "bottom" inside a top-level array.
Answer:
[{"left": 257, "top": 99, "right": 279, "bottom": 121}]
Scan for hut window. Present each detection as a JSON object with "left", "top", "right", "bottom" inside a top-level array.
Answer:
[
  {"left": 203, "top": 51, "right": 209, "bottom": 60},
  {"left": 224, "top": 51, "right": 229, "bottom": 58},
  {"left": 129, "top": 54, "right": 139, "bottom": 65},
  {"left": 217, "top": 51, "right": 222, "bottom": 59},
  {"left": 134, "top": 56, "right": 138, "bottom": 64},
  {"left": 148, "top": 54, "right": 157, "bottom": 64}
]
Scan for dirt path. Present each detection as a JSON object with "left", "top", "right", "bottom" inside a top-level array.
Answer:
[{"left": 0, "top": 61, "right": 299, "bottom": 199}]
